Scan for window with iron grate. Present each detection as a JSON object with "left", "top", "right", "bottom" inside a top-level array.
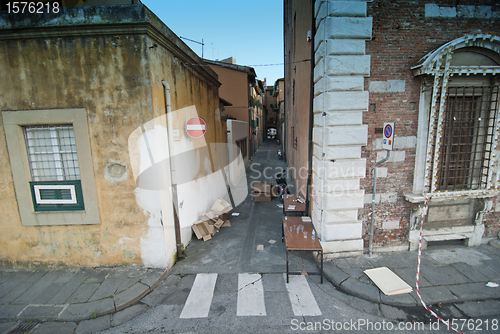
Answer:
[
  {"left": 23, "top": 125, "right": 84, "bottom": 211},
  {"left": 437, "top": 86, "right": 500, "bottom": 191}
]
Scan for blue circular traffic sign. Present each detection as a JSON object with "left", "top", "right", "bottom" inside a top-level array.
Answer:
[{"left": 384, "top": 124, "right": 393, "bottom": 138}]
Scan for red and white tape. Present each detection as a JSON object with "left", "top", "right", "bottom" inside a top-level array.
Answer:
[{"left": 415, "top": 195, "right": 464, "bottom": 334}]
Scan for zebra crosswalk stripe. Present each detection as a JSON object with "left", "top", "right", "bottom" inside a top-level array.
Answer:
[
  {"left": 179, "top": 273, "right": 218, "bottom": 319},
  {"left": 237, "top": 273, "right": 266, "bottom": 316},
  {"left": 284, "top": 274, "right": 322, "bottom": 316}
]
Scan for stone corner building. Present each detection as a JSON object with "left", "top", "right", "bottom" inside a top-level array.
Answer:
[{"left": 284, "top": 0, "right": 500, "bottom": 258}]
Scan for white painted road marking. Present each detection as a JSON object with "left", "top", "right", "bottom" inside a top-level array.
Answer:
[
  {"left": 284, "top": 274, "right": 322, "bottom": 316},
  {"left": 179, "top": 273, "right": 218, "bottom": 319},
  {"left": 237, "top": 273, "right": 266, "bottom": 316}
]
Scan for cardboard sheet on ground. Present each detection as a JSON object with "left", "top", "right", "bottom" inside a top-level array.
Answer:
[{"left": 364, "top": 267, "right": 413, "bottom": 296}]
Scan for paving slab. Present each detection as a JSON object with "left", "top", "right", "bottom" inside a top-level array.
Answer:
[
  {"left": 32, "top": 282, "right": 65, "bottom": 304},
  {"left": 340, "top": 277, "right": 381, "bottom": 303},
  {"left": 23, "top": 270, "right": 49, "bottom": 283},
  {"left": 450, "top": 262, "right": 491, "bottom": 282},
  {"left": 0, "top": 271, "right": 15, "bottom": 285},
  {"left": 47, "top": 268, "right": 93, "bottom": 304},
  {"left": 323, "top": 263, "right": 349, "bottom": 285},
  {"left": 88, "top": 279, "right": 120, "bottom": 302},
  {"left": 417, "top": 286, "right": 458, "bottom": 304},
  {"left": 18, "top": 305, "right": 66, "bottom": 321},
  {"left": 0, "top": 304, "right": 26, "bottom": 321},
  {"left": 85, "top": 268, "right": 110, "bottom": 283},
  {"left": 0, "top": 282, "right": 32, "bottom": 303},
  {"left": 53, "top": 268, "right": 79, "bottom": 283},
  {"left": 454, "top": 299, "right": 500, "bottom": 317},
  {"left": 380, "top": 252, "right": 411, "bottom": 269},
  {"left": 111, "top": 303, "right": 148, "bottom": 327},
  {"left": 65, "top": 283, "right": 100, "bottom": 303},
  {"left": 393, "top": 267, "right": 432, "bottom": 288},
  {"left": 0, "top": 322, "right": 17, "bottom": 333},
  {"left": 75, "top": 314, "right": 111, "bottom": 334},
  {"left": 447, "top": 282, "right": 500, "bottom": 300},
  {"left": 379, "top": 290, "right": 418, "bottom": 307},
  {"left": 33, "top": 321, "right": 78, "bottom": 334},
  {"left": 58, "top": 298, "right": 115, "bottom": 321},
  {"left": 113, "top": 282, "right": 150, "bottom": 311},
  {"left": 105, "top": 267, "right": 148, "bottom": 280},
  {"left": 421, "top": 265, "right": 472, "bottom": 285},
  {"left": 140, "top": 268, "right": 167, "bottom": 289}
]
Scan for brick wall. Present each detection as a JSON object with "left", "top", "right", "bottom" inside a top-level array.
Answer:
[{"left": 363, "top": 0, "right": 500, "bottom": 249}]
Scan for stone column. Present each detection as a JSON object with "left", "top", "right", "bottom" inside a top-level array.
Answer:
[{"left": 312, "top": 0, "right": 371, "bottom": 258}]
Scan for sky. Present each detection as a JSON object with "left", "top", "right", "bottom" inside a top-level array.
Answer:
[{"left": 141, "top": 0, "right": 284, "bottom": 86}]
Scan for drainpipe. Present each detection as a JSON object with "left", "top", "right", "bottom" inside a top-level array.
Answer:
[
  {"left": 305, "top": 0, "right": 316, "bottom": 215},
  {"left": 161, "top": 80, "right": 184, "bottom": 259},
  {"left": 369, "top": 150, "right": 390, "bottom": 257}
]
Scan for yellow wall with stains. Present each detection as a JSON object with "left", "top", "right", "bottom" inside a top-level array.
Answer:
[{"left": 0, "top": 13, "right": 223, "bottom": 267}]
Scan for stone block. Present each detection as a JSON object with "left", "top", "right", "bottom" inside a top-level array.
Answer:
[
  {"left": 316, "top": 91, "right": 369, "bottom": 112},
  {"left": 315, "top": 76, "right": 365, "bottom": 96},
  {"left": 425, "top": 4, "right": 456, "bottom": 18},
  {"left": 380, "top": 192, "right": 398, "bottom": 203},
  {"left": 364, "top": 193, "right": 381, "bottom": 205},
  {"left": 321, "top": 239, "right": 364, "bottom": 253},
  {"left": 373, "top": 136, "right": 417, "bottom": 150},
  {"left": 312, "top": 126, "right": 324, "bottom": 147},
  {"left": 321, "top": 178, "right": 360, "bottom": 193},
  {"left": 326, "top": 125, "right": 368, "bottom": 146},
  {"left": 315, "top": 0, "right": 366, "bottom": 23},
  {"left": 314, "top": 110, "right": 362, "bottom": 127},
  {"left": 327, "top": 39, "right": 366, "bottom": 55},
  {"left": 323, "top": 190, "right": 365, "bottom": 210},
  {"left": 371, "top": 166, "right": 387, "bottom": 178},
  {"left": 314, "top": 57, "right": 325, "bottom": 82},
  {"left": 323, "top": 209, "right": 359, "bottom": 223},
  {"left": 322, "top": 263, "right": 349, "bottom": 285},
  {"left": 382, "top": 220, "right": 400, "bottom": 230},
  {"left": 317, "top": 17, "right": 372, "bottom": 40},
  {"left": 326, "top": 55, "right": 371, "bottom": 76},
  {"left": 323, "top": 145, "right": 362, "bottom": 160},
  {"left": 323, "top": 221, "right": 362, "bottom": 240},
  {"left": 376, "top": 150, "right": 405, "bottom": 162},
  {"left": 369, "top": 80, "right": 405, "bottom": 92},
  {"left": 324, "top": 158, "right": 366, "bottom": 179}
]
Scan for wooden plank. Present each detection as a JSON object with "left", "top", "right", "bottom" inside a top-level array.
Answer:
[{"left": 364, "top": 267, "right": 412, "bottom": 296}]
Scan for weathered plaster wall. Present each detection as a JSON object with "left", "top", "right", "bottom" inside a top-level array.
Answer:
[
  {"left": 0, "top": 34, "right": 153, "bottom": 266},
  {"left": 144, "top": 33, "right": 229, "bottom": 259}
]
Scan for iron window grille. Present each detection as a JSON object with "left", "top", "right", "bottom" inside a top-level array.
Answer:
[
  {"left": 23, "top": 125, "right": 84, "bottom": 211},
  {"left": 436, "top": 86, "right": 500, "bottom": 191}
]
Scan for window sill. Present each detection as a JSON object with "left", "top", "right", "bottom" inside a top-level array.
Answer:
[{"left": 405, "top": 189, "right": 499, "bottom": 203}]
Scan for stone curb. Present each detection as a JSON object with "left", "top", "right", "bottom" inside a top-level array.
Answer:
[
  {"left": 322, "top": 261, "right": 500, "bottom": 309},
  {"left": 1, "top": 268, "right": 169, "bottom": 324}
]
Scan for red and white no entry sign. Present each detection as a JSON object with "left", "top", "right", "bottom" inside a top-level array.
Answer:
[{"left": 185, "top": 117, "right": 207, "bottom": 138}]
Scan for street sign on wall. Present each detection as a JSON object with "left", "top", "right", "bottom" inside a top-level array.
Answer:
[
  {"left": 382, "top": 122, "right": 394, "bottom": 151},
  {"left": 186, "top": 117, "right": 207, "bottom": 138}
]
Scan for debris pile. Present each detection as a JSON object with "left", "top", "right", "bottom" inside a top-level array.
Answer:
[{"left": 192, "top": 198, "right": 232, "bottom": 241}]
